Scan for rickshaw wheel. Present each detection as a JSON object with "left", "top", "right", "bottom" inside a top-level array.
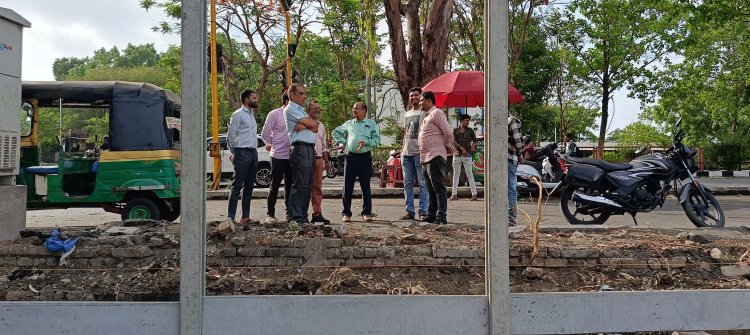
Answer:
[{"left": 122, "top": 198, "right": 162, "bottom": 221}]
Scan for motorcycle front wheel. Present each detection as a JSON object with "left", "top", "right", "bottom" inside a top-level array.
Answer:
[
  {"left": 560, "top": 186, "right": 611, "bottom": 225},
  {"left": 681, "top": 188, "right": 725, "bottom": 228},
  {"left": 325, "top": 165, "right": 338, "bottom": 179}
]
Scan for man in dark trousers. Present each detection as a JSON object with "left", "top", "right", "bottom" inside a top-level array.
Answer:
[
  {"left": 284, "top": 83, "right": 318, "bottom": 228},
  {"left": 226, "top": 89, "right": 260, "bottom": 226},
  {"left": 417, "top": 91, "right": 454, "bottom": 225},
  {"left": 260, "top": 93, "right": 291, "bottom": 224},
  {"left": 332, "top": 102, "right": 381, "bottom": 222}
]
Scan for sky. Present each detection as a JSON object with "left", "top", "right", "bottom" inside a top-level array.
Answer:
[{"left": 2, "top": 0, "right": 641, "bottom": 132}]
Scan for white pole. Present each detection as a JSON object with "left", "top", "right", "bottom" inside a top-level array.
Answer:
[
  {"left": 180, "top": 0, "right": 207, "bottom": 334},
  {"left": 484, "top": 0, "right": 510, "bottom": 333}
]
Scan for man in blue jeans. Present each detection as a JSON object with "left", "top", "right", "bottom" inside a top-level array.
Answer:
[
  {"left": 507, "top": 114, "right": 525, "bottom": 226},
  {"left": 400, "top": 87, "right": 428, "bottom": 221}
]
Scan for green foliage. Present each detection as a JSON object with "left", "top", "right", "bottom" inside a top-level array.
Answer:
[
  {"left": 551, "top": 0, "right": 682, "bottom": 144},
  {"left": 704, "top": 133, "right": 749, "bottom": 171},
  {"left": 644, "top": 0, "right": 750, "bottom": 153},
  {"left": 608, "top": 121, "right": 671, "bottom": 148}
]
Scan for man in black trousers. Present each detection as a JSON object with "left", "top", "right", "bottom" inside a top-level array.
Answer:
[{"left": 284, "top": 83, "right": 318, "bottom": 228}]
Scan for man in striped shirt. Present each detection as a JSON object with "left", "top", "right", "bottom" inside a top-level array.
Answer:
[{"left": 508, "top": 114, "right": 525, "bottom": 226}]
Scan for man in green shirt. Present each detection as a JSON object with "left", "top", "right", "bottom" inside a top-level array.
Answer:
[{"left": 332, "top": 102, "right": 381, "bottom": 222}]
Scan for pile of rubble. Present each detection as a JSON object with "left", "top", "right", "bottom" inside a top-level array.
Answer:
[{"left": 0, "top": 219, "right": 748, "bottom": 300}]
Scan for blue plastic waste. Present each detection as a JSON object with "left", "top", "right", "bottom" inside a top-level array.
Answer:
[{"left": 44, "top": 229, "right": 79, "bottom": 252}]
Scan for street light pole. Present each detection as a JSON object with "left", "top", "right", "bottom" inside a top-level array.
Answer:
[{"left": 282, "top": 0, "right": 293, "bottom": 88}]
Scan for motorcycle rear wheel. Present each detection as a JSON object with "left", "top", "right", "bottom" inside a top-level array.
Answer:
[
  {"left": 560, "top": 186, "right": 611, "bottom": 225},
  {"left": 681, "top": 188, "right": 725, "bottom": 228}
]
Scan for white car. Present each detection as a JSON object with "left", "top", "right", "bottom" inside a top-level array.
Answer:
[{"left": 206, "top": 134, "right": 272, "bottom": 187}]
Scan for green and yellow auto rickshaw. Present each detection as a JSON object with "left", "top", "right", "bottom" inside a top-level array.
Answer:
[{"left": 18, "top": 81, "right": 181, "bottom": 221}]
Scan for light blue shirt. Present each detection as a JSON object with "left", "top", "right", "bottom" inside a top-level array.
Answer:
[
  {"left": 284, "top": 101, "right": 317, "bottom": 144},
  {"left": 227, "top": 105, "right": 257, "bottom": 153}
]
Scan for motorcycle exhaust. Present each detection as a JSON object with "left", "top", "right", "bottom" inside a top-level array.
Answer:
[{"left": 572, "top": 192, "right": 623, "bottom": 209}]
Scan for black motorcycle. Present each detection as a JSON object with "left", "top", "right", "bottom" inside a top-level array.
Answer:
[
  {"left": 325, "top": 147, "right": 345, "bottom": 179},
  {"left": 551, "top": 119, "right": 725, "bottom": 228}
]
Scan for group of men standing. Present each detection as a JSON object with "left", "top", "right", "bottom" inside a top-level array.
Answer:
[
  {"left": 400, "top": 88, "right": 480, "bottom": 225},
  {"left": 224, "top": 83, "right": 382, "bottom": 230},
  {"left": 224, "top": 84, "right": 524, "bottom": 230}
]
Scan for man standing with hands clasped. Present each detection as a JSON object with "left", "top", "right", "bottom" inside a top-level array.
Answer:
[
  {"left": 284, "top": 83, "right": 318, "bottom": 229},
  {"left": 450, "top": 113, "right": 478, "bottom": 201},
  {"left": 226, "top": 89, "right": 261, "bottom": 226},
  {"left": 332, "top": 102, "right": 381, "bottom": 222},
  {"left": 417, "top": 91, "right": 454, "bottom": 225}
]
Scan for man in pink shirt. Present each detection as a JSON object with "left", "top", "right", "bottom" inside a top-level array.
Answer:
[
  {"left": 417, "top": 91, "right": 454, "bottom": 225},
  {"left": 260, "top": 93, "right": 291, "bottom": 224}
]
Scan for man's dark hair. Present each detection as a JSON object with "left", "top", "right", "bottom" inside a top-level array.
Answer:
[
  {"left": 281, "top": 92, "right": 289, "bottom": 103},
  {"left": 409, "top": 87, "right": 422, "bottom": 94},
  {"left": 460, "top": 114, "right": 471, "bottom": 121},
  {"left": 240, "top": 89, "right": 255, "bottom": 103},
  {"left": 421, "top": 91, "right": 436, "bottom": 105},
  {"left": 288, "top": 83, "right": 304, "bottom": 95},
  {"left": 565, "top": 133, "right": 573, "bottom": 139}
]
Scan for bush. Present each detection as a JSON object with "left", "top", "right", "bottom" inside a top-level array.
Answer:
[{"left": 705, "top": 134, "right": 749, "bottom": 171}]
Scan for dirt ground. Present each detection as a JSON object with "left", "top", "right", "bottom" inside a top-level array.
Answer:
[{"left": 2, "top": 217, "right": 750, "bottom": 301}]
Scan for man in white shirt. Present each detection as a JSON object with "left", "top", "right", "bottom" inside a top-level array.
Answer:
[
  {"left": 308, "top": 101, "right": 330, "bottom": 224},
  {"left": 400, "top": 87, "right": 429, "bottom": 221},
  {"left": 226, "top": 89, "right": 260, "bottom": 225}
]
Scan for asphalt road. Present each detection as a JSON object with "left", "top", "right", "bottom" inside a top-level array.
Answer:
[{"left": 26, "top": 193, "right": 750, "bottom": 230}]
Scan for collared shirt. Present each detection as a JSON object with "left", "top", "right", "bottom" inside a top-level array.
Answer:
[
  {"left": 284, "top": 101, "right": 317, "bottom": 144},
  {"left": 452, "top": 126, "right": 476, "bottom": 156},
  {"left": 227, "top": 105, "right": 257, "bottom": 153},
  {"left": 401, "top": 108, "right": 423, "bottom": 156},
  {"left": 418, "top": 107, "right": 454, "bottom": 163},
  {"left": 332, "top": 118, "right": 381, "bottom": 154},
  {"left": 508, "top": 115, "right": 524, "bottom": 164},
  {"left": 261, "top": 106, "right": 290, "bottom": 159},
  {"left": 314, "top": 121, "right": 327, "bottom": 157}
]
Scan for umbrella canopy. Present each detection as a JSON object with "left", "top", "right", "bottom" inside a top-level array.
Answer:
[{"left": 421, "top": 70, "right": 524, "bottom": 108}]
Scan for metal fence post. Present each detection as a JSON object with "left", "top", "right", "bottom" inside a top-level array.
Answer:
[
  {"left": 484, "top": 0, "right": 510, "bottom": 334},
  {"left": 180, "top": 0, "right": 207, "bottom": 334}
]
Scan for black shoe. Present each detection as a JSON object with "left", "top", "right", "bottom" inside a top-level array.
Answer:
[
  {"left": 421, "top": 216, "right": 436, "bottom": 223},
  {"left": 311, "top": 215, "right": 331, "bottom": 224},
  {"left": 435, "top": 219, "right": 448, "bottom": 225}
]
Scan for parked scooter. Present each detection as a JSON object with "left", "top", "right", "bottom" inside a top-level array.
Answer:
[{"left": 517, "top": 143, "right": 564, "bottom": 194}]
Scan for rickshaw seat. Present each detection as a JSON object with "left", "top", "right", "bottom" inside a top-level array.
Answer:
[{"left": 26, "top": 166, "right": 59, "bottom": 175}]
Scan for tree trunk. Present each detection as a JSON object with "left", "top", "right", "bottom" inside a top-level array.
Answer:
[
  {"left": 384, "top": 0, "right": 413, "bottom": 108},
  {"left": 421, "top": 0, "right": 453, "bottom": 83},
  {"left": 598, "top": 81, "right": 610, "bottom": 159},
  {"left": 384, "top": 0, "right": 453, "bottom": 108}
]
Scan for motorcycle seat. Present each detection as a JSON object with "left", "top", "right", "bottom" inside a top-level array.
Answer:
[{"left": 567, "top": 157, "right": 632, "bottom": 172}]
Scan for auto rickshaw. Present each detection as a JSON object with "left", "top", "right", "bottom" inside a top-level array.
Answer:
[{"left": 17, "top": 81, "right": 181, "bottom": 221}]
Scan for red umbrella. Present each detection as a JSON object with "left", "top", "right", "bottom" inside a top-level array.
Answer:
[{"left": 421, "top": 70, "right": 524, "bottom": 108}]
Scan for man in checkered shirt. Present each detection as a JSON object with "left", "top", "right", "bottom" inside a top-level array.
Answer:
[{"left": 507, "top": 115, "right": 525, "bottom": 226}]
